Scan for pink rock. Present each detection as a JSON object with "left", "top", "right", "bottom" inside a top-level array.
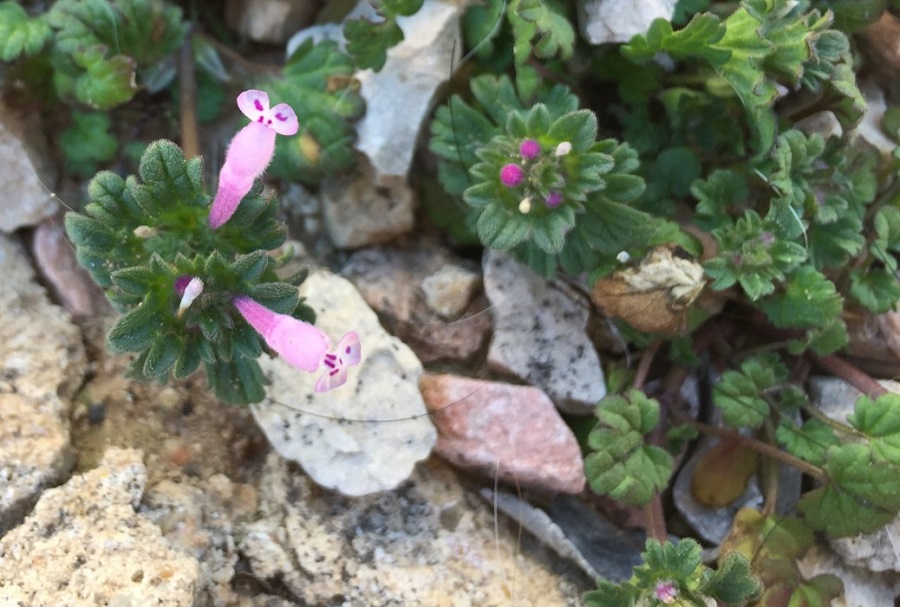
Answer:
[
  {"left": 32, "top": 218, "right": 108, "bottom": 318},
  {"left": 420, "top": 373, "right": 585, "bottom": 494}
]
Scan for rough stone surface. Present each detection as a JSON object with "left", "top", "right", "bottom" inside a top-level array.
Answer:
[
  {"left": 798, "top": 543, "right": 900, "bottom": 607},
  {"left": 355, "top": 0, "right": 460, "bottom": 179},
  {"left": 32, "top": 218, "right": 109, "bottom": 318},
  {"left": 0, "top": 105, "right": 57, "bottom": 232},
  {"left": 0, "top": 234, "right": 86, "bottom": 535},
  {"left": 483, "top": 250, "right": 605, "bottom": 413},
  {"left": 251, "top": 271, "right": 437, "bottom": 496},
  {"left": 0, "top": 448, "right": 200, "bottom": 606},
  {"left": 421, "top": 373, "right": 585, "bottom": 494},
  {"left": 320, "top": 0, "right": 461, "bottom": 248},
  {"left": 225, "top": 0, "right": 319, "bottom": 44},
  {"left": 578, "top": 0, "right": 678, "bottom": 45},
  {"left": 808, "top": 376, "right": 900, "bottom": 573},
  {"left": 239, "top": 453, "right": 583, "bottom": 606},
  {"left": 846, "top": 308, "right": 900, "bottom": 378},
  {"left": 321, "top": 157, "right": 415, "bottom": 248},
  {"left": 422, "top": 263, "right": 481, "bottom": 320},
  {"left": 342, "top": 246, "right": 490, "bottom": 363}
]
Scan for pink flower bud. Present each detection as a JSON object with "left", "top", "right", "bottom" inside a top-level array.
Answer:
[
  {"left": 519, "top": 139, "right": 541, "bottom": 159},
  {"left": 545, "top": 191, "right": 563, "bottom": 208},
  {"left": 500, "top": 164, "right": 524, "bottom": 188}
]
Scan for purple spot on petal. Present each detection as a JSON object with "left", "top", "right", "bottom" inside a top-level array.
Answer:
[
  {"left": 275, "top": 113, "right": 287, "bottom": 122},
  {"left": 254, "top": 100, "right": 264, "bottom": 111},
  {"left": 330, "top": 369, "right": 339, "bottom": 376}
]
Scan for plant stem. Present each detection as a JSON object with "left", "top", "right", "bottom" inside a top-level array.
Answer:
[
  {"left": 178, "top": 31, "right": 199, "bottom": 159},
  {"left": 634, "top": 340, "right": 662, "bottom": 391},
  {"left": 812, "top": 354, "right": 888, "bottom": 397},
  {"left": 644, "top": 495, "right": 668, "bottom": 543},
  {"left": 671, "top": 412, "right": 826, "bottom": 480}
]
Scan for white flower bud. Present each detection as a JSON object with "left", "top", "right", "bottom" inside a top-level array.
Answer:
[
  {"left": 554, "top": 141, "right": 572, "bottom": 156},
  {"left": 518, "top": 197, "right": 532, "bottom": 214}
]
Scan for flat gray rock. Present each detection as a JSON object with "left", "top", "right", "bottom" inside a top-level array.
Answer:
[
  {"left": 578, "top": 0, "right": 677, "bottom": 45},
  {"left": 0, "top": 448, "right": 200, "bottom": 606},
  {"left": 483, "top": 250, "right": 605, "bottom": 413},
  {"left": 251, "top": 272, "right": 437, "bottom": 496},
  {"left": 0, "top": 234, "right": 86, "bottom": 535}
]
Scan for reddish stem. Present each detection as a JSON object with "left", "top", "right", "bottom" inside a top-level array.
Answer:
[{"left": 813, "top": 354, "right": 888, "bottom": 397}]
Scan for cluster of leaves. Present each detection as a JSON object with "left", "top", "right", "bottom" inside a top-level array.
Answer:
[
  {"left": 430, "top": 0, "right": 900, "bottom": 601},
  {"left": 584, "top": 538, "right": 762, "bottom": 607},
  {"left": 0, "top": 0, "right": 186, "bottom": 109},
  {"left": 430, "top": 74, "right": 678, "bottom": 276},
  {"left": 65, "top": 140, "right": 313, "bottom": 405},
  {"left": 344, "top": 0, "right": 425, "bottom": 71}
]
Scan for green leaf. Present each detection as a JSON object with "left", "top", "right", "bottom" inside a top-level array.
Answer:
[
  {"left": 798, "top": 443, "right": 900, "bottom": 537},
  {"left": 713, "top": 353, "right": 788, "bottom": 428},
  {"left": 143, "top": 332, "right": 180, "bottom": 378},
  {"left": 701, "top": 551, "right": 763, "bottom": 603},
  {"left": 756, "top": 266, "right": 843, "bottom": 329},
  {"left": 107, "top": 302, "right": 163, "bottom": 353},
  {"left": 776, "top": 418, "right": 840, "bottom": 466},
  {"left": 848, "top": 393, "right": 900, "bottom": 463},
  {"left": 622, "top": 14, "right": 728, "bottom": 64},
  {"left": 849, "top": 268, "right": 900, "bottom": 314},
  {"left": 344, "top": 16, "right": 403, "bottom": 72},
  {"left": 0, "top": 1, "right": 51, "bottom": 60},
  {"left": 71, "top": 47, "right": 137, "bottom": 109},
  {"left": 59, "top": 111, "right": 117, "bottom": 175},
  {"left": 268, "top": 39, "right": 365, "bottom": 184},
  {"left": 248, "top": 282, "right": 300, "bottom": 314},
  {"left": 584, "top": 390, "right": 674, "bottom": 505}
]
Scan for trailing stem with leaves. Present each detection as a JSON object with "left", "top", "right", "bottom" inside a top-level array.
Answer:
[{"left": 429, "top": 0, "right": 900, "bottom": 603}]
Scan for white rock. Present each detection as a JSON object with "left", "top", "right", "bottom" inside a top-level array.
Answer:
[
  {"left": 808, "top": 376, "right": 900, "bottom": 572},
  {"left": 251, "top": 272, "right": 437, "bottom": 496},
  {"left": 0, "top": 235, "right": 86, "bottom": 534},
  {"left": 0, "top": 448, "right": 200, "bottom": 606},
  {"left": 799, "top": 543, "right": 900, "bottom": 607},
  {"left": 0, "top": 105, "right": 57, "bottom": 232},
  {"left": 319, "top": 0, "right": 462, "bottom": 248},
  {"left": 579, "top": 0, "right": 678, "bottom": 45},
  {"left": 852, "top": 81, "right": 896, "bottom": 156},
  {"left": 483, "top": 250, "right": 605, "bottom": 413}
]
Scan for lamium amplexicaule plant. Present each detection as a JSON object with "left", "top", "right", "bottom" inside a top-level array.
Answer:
[
  {"left": 65, "top": 90, "right": 360, "bottom": 404},
  {"left": 8, "top": 0, "right": 900, "bottom": 603}
]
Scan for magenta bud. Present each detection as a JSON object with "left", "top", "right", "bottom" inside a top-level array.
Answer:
[
  {"left": 500, "top": 164, "right": 524, "bottom": 187},
  {"left": 519, "top": 139, "right": 541, "bottom": 159},
  {"left": 545, "top": 191, "right": 563, "bottom": 208}
]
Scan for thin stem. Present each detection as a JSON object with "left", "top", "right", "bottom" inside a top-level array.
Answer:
[
  {"left": 672, "top": 412, "right": 826, "bottom": 480},
  {"left": 178, "top": 32, "right": 199, "bottom": 159},
  {"left": 634, "top": 340, "right": 662, "bottom": 391},
  {"left": 813, "top": 354, "right": 888, "bottom": 398},
  {"left": 644, "top": 495, "right": 668, "bottom": 543}
]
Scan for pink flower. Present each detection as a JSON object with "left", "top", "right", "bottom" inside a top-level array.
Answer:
[
  {"left": 500, "top": 163, "right": 524, "bottom": 188},
  {"left": 545, "top": 191, "right": 563, "bottom": 208},
  {"left": 176, "top": 277, "right": 203, "bottom": 318},
  {"left": 233, "top": 296, "right": 360, "bottom": 392},
  {"left": 208, "top": 90, "right": 299, "bottom": 230},
  {"left": 653, "top": 580, "right": 678, "bottom": 604},
  {"left": 519, "top": 139, "right": 541, "bottom": 159}
]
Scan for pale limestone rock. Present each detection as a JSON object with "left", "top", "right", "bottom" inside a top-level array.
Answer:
[
  {"left": 251, "top": 271, "right": 437, "bottom": 496},
  {"left": 579, "top": 0, "right": 678, "bottom": 45},
  {"left": 0, "top": 105, "right": 57, "bottom": 232},
  {"left": 320, "top": 0, "right": 462, "bottom": 248},
  {"left": 421, "top": 373, "right": 585, "bottom": 494},
  {"left": 483, "top": 250, "right": 605, "bottom": 413},
  {"left": 0, "top": 448, "right": 199, "bottom": 606},
  {"left": 0, "top": 234, "right": 86, "bottom": 534},
  {"left": 798, "top": 543, "right": 900, "bottom": 607},
  {"left": 239, "top": 453, "right": 583, "bottom": 605}
]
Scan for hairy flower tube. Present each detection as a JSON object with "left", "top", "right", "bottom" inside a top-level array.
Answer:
[
  {"left": 232, "top": 296, "right": 360, "bottom": 392},
  {"left": 208, "top": 90, "right": 299, "bottom": 230}
]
